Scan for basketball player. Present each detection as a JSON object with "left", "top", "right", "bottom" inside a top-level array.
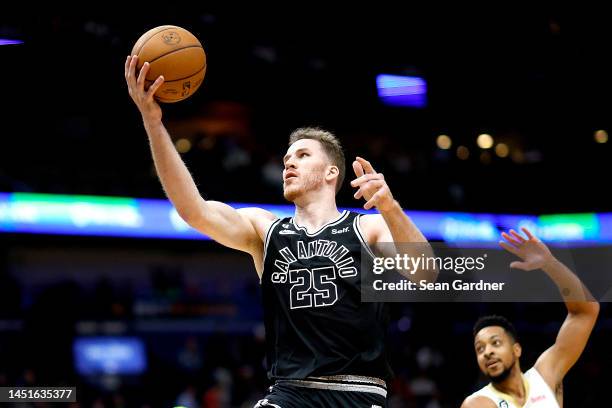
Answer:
[
  {"left": 125, "top": 56, "right": 435, "bottom": 407},
  {"left": 461, "top": 228, "right": 599, "bottom": 407}
]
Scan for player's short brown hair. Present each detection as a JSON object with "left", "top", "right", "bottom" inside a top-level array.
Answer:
[{"left": 288, "top": 127, "right": 345, "bottom": 194}]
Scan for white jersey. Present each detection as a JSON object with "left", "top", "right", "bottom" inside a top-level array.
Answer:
[{"left": 468, "top": 367, "right": 559, "bottom": 407}]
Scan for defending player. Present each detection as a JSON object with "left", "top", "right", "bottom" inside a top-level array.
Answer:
[{"left": 461, "top": 228, "right": 599, "bottom": 407}]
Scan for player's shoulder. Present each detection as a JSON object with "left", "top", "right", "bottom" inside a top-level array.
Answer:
[
  {"left": 524, "top": 366, "right": 539, "bottom": 378},
  {"left": 356, "top": 212, "right": 385, "bottom": 237},
  {"left": 460, "top": 394, "right": 497, "bottom": 408},
  {"left": 237, "top": 207, "right": 278, "bottom": 221},
  {"left": 237, "top": 207, "right": 279, "bottom": 237},
  {"left": 357, "top": 212, "right": 384, "bottom": 226}
]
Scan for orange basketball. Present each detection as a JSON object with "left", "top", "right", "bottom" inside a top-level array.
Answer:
[{"left": 131, "top": 25, "right": 206, "bottom": 103}]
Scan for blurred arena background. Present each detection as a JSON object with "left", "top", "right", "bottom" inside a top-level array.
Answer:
[{"left": 0, "top": 9, "right": 610, "bottom": 407}]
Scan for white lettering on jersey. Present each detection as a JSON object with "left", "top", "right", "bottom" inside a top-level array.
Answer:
[
  {"left": 275, "top": 240, "right": 354, "bottom": 268},
  {"left": 331, "top": 226, "right": 350, "bottom": 234},
  {"left": 271, "top": 240, "right": 359, "bottom": 308}
]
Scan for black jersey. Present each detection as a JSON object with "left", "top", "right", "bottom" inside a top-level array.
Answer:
[{"left": 261, "top": 210, "right": 392, "bottom": 381}]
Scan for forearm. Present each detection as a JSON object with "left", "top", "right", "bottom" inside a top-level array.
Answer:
[
  {"left": 379, "top": 201, "right": 437, "bottom": 282},
  {"left": 542, "top": 258, "right": 599, "bottom": 314},
  {"left": 379, "top": 200, "right": 427, "bottom": 243},
  {"left": 143, "top": 118, "right": 206, "bottom": 220}
]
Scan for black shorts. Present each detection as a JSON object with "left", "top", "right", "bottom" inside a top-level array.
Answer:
[{"left": 253, "top": 375, "right": 387, "bottom": 408}]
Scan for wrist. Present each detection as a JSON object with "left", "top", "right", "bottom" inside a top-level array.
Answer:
[
  {"left": 541, "top": 256, "right": 560, "bottom": 272},
  {"left": 378, "top": 199, "right": 400, "bottom": 214},
  {"left": 142, "top": 115, "right": 163, "bottom": 130}
]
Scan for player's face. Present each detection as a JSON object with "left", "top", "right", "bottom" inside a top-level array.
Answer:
[
  {"left": 282, "top": 139, "right": 330, "bottom": 202},
  {"left": 474, "top": 326, "right": 520, "bottom": 383}
]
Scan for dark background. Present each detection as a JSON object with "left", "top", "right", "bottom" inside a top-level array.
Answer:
[
  {"left": 0, "top": 9, "right": 610, "bottom": 407},
  {"left": 1, "top": 9, "right": 611, "bottom": 212}
]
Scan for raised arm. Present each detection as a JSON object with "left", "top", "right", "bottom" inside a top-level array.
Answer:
[
  {"left": 351, "top": 157, "right": 436, "bottom": 282},
  {"left": 499, "top": 227, "right": 599, "bottom": 390},
  {"left": 125, "top": 55, "right": 276, "bottom": 264}
]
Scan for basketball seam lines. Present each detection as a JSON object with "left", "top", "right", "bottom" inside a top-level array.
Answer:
[
  {"left": 133, "top": 26, "right": 177, "bottom": 56},
  {"left": 145, "top": 64, "right": 207, "bottom": 84},
  {"left": 143, "top": 45, "right": 204, "bottom": 67}
]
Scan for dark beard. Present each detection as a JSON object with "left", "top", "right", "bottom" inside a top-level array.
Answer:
[{"left": 488, "top": 361, "right": 514, "bottom": 383}]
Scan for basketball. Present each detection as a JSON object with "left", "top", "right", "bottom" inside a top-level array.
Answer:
[{"left": 131, "top": 25, "right": 206, "bottom": 103}]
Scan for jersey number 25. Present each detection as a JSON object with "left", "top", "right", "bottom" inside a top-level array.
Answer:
[{"left": 289, "top": 266, "right": 338, "bottom": 309}]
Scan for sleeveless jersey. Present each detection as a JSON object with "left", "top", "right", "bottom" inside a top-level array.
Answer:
[
  {"left": 468, "top": 367, "right": 559, "bottom": 407},
  {"left": 261, "top": 210, "right": 392, "bottom": 381}
]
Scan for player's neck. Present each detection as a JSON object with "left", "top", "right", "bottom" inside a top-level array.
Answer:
[
  {"left": 293, "top": 198, "right": 341, "bottom": 233},
  {"left": 491, "top": 365, "right": 526, "bottom": 401}
]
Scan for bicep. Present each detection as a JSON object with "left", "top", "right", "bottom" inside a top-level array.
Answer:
[
  {"left": 186, "top": 201, "right": 273, "bottom": 254},
  {"left": 359, "top": 214, "right": 392, "bottom": 246},
  {"left": 535, "top": 307, "right": 599, "bottom": 386}
]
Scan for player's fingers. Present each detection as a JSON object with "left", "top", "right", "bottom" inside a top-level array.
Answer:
[
  {"left": 356, "top": 156, "right": 377, "bottom": 174},
  {"left": 124, "top": 55, "right": 130, "bottom": 79},
  {"left": 364, "top": 190, "right": 384, "bottom": 210},
  {"left": 147, "top": 75, "right": 164, "bottom": 98},
  {"left": 363, "top": 180, "right": 384, "bottom": 193},
  {"left": 127, "top": 55, "right": 138, "bottom": 86},
  {"left": 352, "top": 182, "right": 382, "bottom": 203},
  {"left": 352, "top": 160, "right": 364, "bottom": 178},
  {"left": 137, "top": 62, "right": 150, "bottom": 89},
  {"left": 350, "top": 173, "right": 382, "bottom": 187},
  {"left": 354, "top": 180, "right": 384, "bottom": 200},
  {"left": 363, "top": 197, "right": 376, "bottom": 210},
  {"left": 350, "top": 174, "right": 369, "bottom": 187},
  {"left": 499, "top": 240, "right": 519, "bottom": 255},
  {"left": 521, "top": 227, "right": 535, "bottom": 240},
  {"left": 509, "top": 229, "right": 527, "bottom": 243},
  {"left": 501, "top": 232, "right": 521, "bottom": 246}
]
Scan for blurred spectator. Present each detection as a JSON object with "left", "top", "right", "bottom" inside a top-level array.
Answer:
[
  {"left": 409, "top": 371, "right": 439, "bottom": 408},
  {"left": 177, "top": 336, "right": 204, "bottom": 373},
  {"left": 415, "top": 346, "right": 444, "bottom": 371},
  {"left": 176, "top": 384, "right": 199, "bottom": 408}
]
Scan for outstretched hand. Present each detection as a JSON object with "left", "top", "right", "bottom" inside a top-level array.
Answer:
[
  {"left": 499, "top": 227, "right": 555, "bottom": 271},
  {"left": 350, "top": 157, "right": 395, "bottom": 211},
  {"left": 124, "top": 55, "right": 165, "bottom": 123}
]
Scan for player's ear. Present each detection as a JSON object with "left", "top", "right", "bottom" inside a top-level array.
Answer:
[
  {"left": 326, "top": 165, "right": 339, "bottom": 182},
  {"left": 513, "top": 342, "right": 522, "bottom": 358}
]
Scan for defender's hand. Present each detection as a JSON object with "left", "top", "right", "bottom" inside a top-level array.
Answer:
[
  {"left": 499, "top": 227, "right": 555, "bottom": 271},
  {"left": 350, "top": 157, "right": 395, "bottom": 211},
  {"left": 124, "top": 55, "right": 164, "bottom": 124}
]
